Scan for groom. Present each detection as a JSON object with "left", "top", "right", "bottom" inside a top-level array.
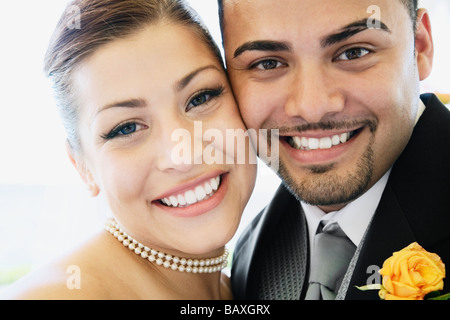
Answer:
[{"left": 218, "top": 0, "right": 450, "bottom": 299}]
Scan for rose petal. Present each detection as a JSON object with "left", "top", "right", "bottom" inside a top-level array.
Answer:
[
  {"left": 391, "top": 280, "right": 423, "bottom": 299},
  {"left": 378, "top": 242, "right": 445, "bottom": 300}
]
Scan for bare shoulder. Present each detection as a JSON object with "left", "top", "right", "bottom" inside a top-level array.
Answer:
[
  {"left": 0, "top": 232, "right": 115, "bottom": 300},
  {"left": 1, "top": 264, "right": 105, "bottom": 300}
]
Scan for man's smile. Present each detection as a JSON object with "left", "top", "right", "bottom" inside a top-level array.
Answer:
[{"left": 285, "top": 128, "right": 363, "bottom": 151}]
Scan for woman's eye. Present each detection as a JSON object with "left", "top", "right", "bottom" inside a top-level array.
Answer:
[
  {"left": 118, "top": 123, "right": 137, "bottom": 135},
  {"left": 102, "top": 122, "right": 146, "bottom": 140},
  {"left": 335, "top": 48, "right": 370, "bottom": 61},
  {"left": 190, "top": 94, "right": 210, "bottom": 108},
  {"left": 186, "top": 86, "right": 224, "bottom": 112},
  {"left": 252, "top": 59, "right": 284, "bottom": 70}
]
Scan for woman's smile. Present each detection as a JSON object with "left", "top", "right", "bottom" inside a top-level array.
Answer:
[
  {"left": 153, "top": 172, "right": 229, "bottom": 218},
  {"left": 159, "top": 175, "right": 221, "bottom": 207}
]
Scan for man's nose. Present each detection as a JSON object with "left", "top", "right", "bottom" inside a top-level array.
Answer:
[{"left": 284, "top": 64, "right": 345, "bottom": 123}]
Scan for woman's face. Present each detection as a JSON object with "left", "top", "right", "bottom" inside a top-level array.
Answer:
[{"left": 72, "top": 23, "right": 257, "bottom": 257}]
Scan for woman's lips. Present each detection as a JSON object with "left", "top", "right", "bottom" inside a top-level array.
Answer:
[
  {"left": 152, "top": 172, "right": 228, "bottom": 218},
  {"left": 160, "top": 175, "right": 221, "bottom": 208}
]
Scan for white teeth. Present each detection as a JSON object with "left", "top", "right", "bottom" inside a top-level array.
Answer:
[
  {"left": 161, "top": 175, "right": 221, "bottom": 208},
  {"left": 194, "top": 185, "right": 207, "bottom": 201},
  {"left": 309, "top": 138, "right": 319, "bottom": 150},
  {"left": 210, "top": 176, "right": 219, "bottom": 191},
  {"left": 340, "top": 133, "right": 349, "bottom": 143},
  {"left": 169, "top": 196, "right": 178, "bottom": 207},
  {"left": 302, "top": 137, "right": 309, "bottom": 148},
  {"left": 289, "top": 132, "right": 352, "bottom": 150},
  {"left": 204, "top": 181, "right": 212, "bottom": 194},
  {"left": 184, "top": 190, "right": 197, "bottom": 205},
  {"left": 319, "top": 137, "right": 332, "bottom": 149},
  {"left": 331, "top": 135, "right": 341, "bottom": 146},
  {"left": 293, "top": 136, "right": 302, "bottom": 148},
  {"left": 177, "top": 194, "right": 187, "bottom": 206}
]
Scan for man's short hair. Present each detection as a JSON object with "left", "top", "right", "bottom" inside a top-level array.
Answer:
[{"left": 217, "top": 0, "right": 419, "bottom": 35}]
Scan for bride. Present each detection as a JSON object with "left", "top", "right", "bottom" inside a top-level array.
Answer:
[{"left": 2, "top": 0, "right": 256, "bottom": 299}]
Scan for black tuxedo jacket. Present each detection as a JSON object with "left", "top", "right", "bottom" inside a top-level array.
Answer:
[{"left": 231, "top": 94, "right": 450, "bottom": 300}]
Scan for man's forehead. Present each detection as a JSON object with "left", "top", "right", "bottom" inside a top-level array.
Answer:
[
  {"left": 220, "top": 0, "right": 411, "bottom": 59},
  {"left": 221, "top": 0, "right": 406, "bottom": 31},
  {"left": 221, "top": 0, "right": 403, "bottom": 12}
]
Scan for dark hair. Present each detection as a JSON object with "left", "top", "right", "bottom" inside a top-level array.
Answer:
[
  {"left": 402, "top": 0, "right": 419, "bottom": 31},
  {"left": 217, "top": 0, "right": 419, "bottom": 36},
  {"left": 45, "top": 0, "right": 223, "bottom": 154}
]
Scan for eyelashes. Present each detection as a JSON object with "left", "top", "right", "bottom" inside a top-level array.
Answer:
[
  {"left": 333, "top": 47, "right": 371, "bottom": 62},
  {"left": 101, "top": 85, "right": 226, "bottom": 141},
  {"left": 101, "top": 121, "right": 147, "bottom": 140},
  {"left": 249, "top": 59, "right": 287, "bottom": 71},
  {"left": 247, "top": 46, "right": 373, "bottom": 72},
  {"left": 186, "top": 85, "right": 225, "bottom": 112}
]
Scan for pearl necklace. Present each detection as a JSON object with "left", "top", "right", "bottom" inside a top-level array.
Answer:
[{"left": 105, "top": 218, "right": 229, "bottom": 273}]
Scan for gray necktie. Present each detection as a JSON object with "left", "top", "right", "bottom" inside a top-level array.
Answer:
[{"left": 305, "top": 221, "right": 356, "bottom": 300}]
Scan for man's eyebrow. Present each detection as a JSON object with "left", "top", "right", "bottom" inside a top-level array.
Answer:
[
  {"left": 174, "top": 65, "right": 221, "bottom": 92},
  {"left": 99, "top": 98, "right": 148, "bottom": 114},
  {"left": 233, "top": 40, "right": 292, "bottom": 58},
  {"left": 321, "top": 18, "right": 391, "bottom": 47}
]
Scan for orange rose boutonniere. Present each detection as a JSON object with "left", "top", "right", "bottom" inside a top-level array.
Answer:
[{"left": 357, "top": 242, "right": 450, "bottom": 300}]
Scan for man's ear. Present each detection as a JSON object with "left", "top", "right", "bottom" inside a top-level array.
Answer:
[
  {"left": 414, "top": 8, "right": 434, "bottom": 81},
  {"left": 66, "top": 141, "right": 100, "bottom": 197}
]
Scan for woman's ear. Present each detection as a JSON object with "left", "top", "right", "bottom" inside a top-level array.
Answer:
[
  {"left": 414, "top": 8, "right": 434, "bottom": 81},
  {"left": 66, "top": 141, "right": 100, "bottom": 197}
]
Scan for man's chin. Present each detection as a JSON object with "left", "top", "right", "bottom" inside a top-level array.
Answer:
[{"left": 277, "top": 148, "right": 374, "bottom": 209}]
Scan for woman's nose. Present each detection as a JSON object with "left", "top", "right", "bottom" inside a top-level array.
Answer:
[{"left": 154, "top": 120, "right": 203, "bottom": 173}]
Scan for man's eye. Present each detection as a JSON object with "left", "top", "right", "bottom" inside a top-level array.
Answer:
[
  {"left": 252, "top": 59, "right": 284, "bottom": 70},
  {"left": 335, "top": 48, "right": 370, "bottom": 61}
]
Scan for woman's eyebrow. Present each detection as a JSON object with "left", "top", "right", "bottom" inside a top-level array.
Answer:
[
  {"left": 95, "top": 65, "right": 221, "bottom": 117},
  {"left": 321, "top": 18, "right": 391, "bottom": 48},
  {"left": 174, "top": 65, "right": 221, "bottom": 92},
  {"left": 98, "top": 98, "right": 148, "bottom": 115}
]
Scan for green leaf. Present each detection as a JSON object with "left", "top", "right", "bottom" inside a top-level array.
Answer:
[
  {"left": 424, "top": 291, "right": 441, "bottom": 299},
  {"left": 355, "top": 284, "right": 383, "bottom": 291},
  {"left": 428, "top": 292, "right": 450, "bottom": 300}
]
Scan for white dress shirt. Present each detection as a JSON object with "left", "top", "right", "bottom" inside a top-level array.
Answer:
[{"left": 302, "top": 169, "right": 391, "bottom": 256}]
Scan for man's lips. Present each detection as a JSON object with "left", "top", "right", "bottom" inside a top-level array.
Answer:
[
  {"left": 276, "top": 124, "right": 369, "bottom": 165},
  {"left": 283, "top": 128, "right": 364, "bottom": 151}
]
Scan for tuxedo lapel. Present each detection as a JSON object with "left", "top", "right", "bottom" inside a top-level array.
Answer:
[
  {"left": 233, "top": 185, "right": 309, "bottom": 299},
  {"left": 344, "top": 183, "right": 417, "bottom": 299},
  {"left": 344, "top": 94, "right": 450, "bottom": 299}
]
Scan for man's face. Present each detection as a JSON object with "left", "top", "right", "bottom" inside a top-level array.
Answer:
[{"left": 222, "top": 0, "right": 433, "bottom": 212}]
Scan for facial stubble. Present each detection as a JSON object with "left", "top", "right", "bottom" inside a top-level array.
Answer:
[{"left": 278, "top": 143, "right": 374, "bottom": 208}]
